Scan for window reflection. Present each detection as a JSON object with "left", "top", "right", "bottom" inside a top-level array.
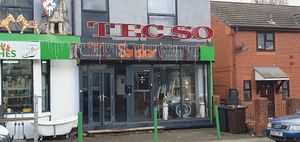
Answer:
[
  {"left": 0, "top": 0, "right": 33, "bottom": 32},
  {"left": 2, "top": 60, "right": 33, "bottom": 113},
  {"left": 42, "top": 61, "right": 50, "bottom": 112},
  {"left": 154, "top": 64, "right": 208, "bottom": 120},
  {"left": 154, "top": 65, "right": 181, "bottom": 120},
  {"left": 181, "top": 65, "right": 196, "bottom": 118}
]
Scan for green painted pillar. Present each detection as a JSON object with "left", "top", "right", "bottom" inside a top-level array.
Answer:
[
  {"left": 154, "top": 106, "right": 158, "bottom": 142},
  {"left": 214, "top": 105, "right": 221, "bottom": 139},
  {"left": 210, "top": 61, "right": 214, "bottom": 124},
  {"left": 78, "top": 112, "right": 83, "bottom": 142}
]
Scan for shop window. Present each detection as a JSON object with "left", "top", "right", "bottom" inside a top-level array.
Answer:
[
  {"left": 83, "top": 0, "right": 107, "bottom": 11},
  {"left": 257, "top": 32, "right": 275, "bottom": 51},
  {"left": 0, "top": 0, "right": 32, "bottom": 6},
  {"left": 282, "top": 81, "right": 289, "bottom": 98},
  {"left": 0, "top": 0, "right": 33, "bottom": 32},
  {"left": 2, "top": 60, "right": 33, "bottom": 113},
  {"left": 42, "top": 61, "right": 50, "bottom": 112},
  {"left": 148, "top": 0, "right": 177, "bottom": 35},
  {"left": 154, "top": 64, "right": 204, "bottom": 120},
  {"left": 154, "top": 64, "right": 181, "bottom": 120},
  {"left": 181, "top": 65, "right": 196, "bottom": 118},
  {"left": 115, "top": 65, "right": 127, "bottom": 122},
  {"left": 244, "top": 80, "right": 251, "bottom": 101}
]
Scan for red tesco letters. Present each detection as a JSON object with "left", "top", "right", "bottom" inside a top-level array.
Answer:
[{"left": 87, "top": 22, "right": 214, "bottom": 40}]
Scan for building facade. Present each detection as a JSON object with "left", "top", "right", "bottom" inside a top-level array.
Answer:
[
  {"left": 75, "top": 0, "right": 214, "bottom": 130},
  {"left": 211, "top": 1, "right": 300, "bottom": 133},
  {"left": 0, "top": 0, "right": 215, "bottom": 138},
  {"left": 0, "top": 0, "right": 80, "bottom": 139}
]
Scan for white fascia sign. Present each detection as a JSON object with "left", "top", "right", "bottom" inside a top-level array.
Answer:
[{"left": 0, "top": 41, "right": 40, "bottom": 59}]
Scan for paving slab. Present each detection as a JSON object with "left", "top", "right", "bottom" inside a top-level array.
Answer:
[{"left": 27, "top": 128, "right": 275, "bottom": 142}]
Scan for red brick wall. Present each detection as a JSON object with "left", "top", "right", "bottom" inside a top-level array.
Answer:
[
  {"left": 211, "top": 14, "right": 234, "bottom": 101},
  {"left": 233, "top": 31, "right": 300, "bottom": 120},
  {"left": 212, "top": 14, "right": 300, "bottom": 135},
  {"left": 254, "top": 98, "right": 268, "bottom": 136},
  {"left": 285, "top": 98, "right": 300, "bottom": 115}
]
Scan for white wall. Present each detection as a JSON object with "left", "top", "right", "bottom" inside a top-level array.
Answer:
[
  {"left": 195, "top": 64, "right": 207, "bottom": 118},
  {"left": 178, "top": 0, "right": 211, "bottom": 42},
  {"left": 34, "top": 0, "right": 42, "bottom": 22},
  {"left": 74, "top": 0, "right": 82, "bottom": 36},
  {"left": 109, "top": 0, "right": 148, "bottom": 41},
  {"left": 33, "top": 60, "right": 42, "bottom": 114},
  {"left": 177, "top": 0, "right": 210, "bottom": 27},
  {"left": 50, "top": 60, "right": 79, "bottom": 120}
]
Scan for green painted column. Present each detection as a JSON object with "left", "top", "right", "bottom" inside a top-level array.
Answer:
[
  {"left": 210, "top": 61, "right": 213, "bottom": 124},
  {"left": 154, "top": 106, "right": 158, "bottom": 142},
  {"left": 214, "top": 105, "right": 221, "bottom": 139},
  {"left": 78, "top": 112, "right": 83, "bottom": 142},
  {"left": 199, "top": 46, "right": 215, "bottom": 124}
]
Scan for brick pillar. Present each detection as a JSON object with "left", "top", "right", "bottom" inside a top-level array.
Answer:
[
  {"left": 285, "top": 98, "right": 300, "bottom": 115},
  {"left": 213, "top": 95, "right": 221, "bottom": 106},
  {"left": 254, "top": 98, "right": 268, "bottom": 136},
  {"left": 282, "top": 100, "right": 287, "bottom": 116},
  {"left": 213, "top": 95, "right": 221, "bottom": 117}
]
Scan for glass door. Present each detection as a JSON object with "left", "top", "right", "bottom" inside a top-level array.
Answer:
[
  {"left": 83, "top": 70, "right": 113, "bottom": 126},
  {"left": 102, "top": 72, "right": 112, "bottom": 123},
  {"left": 127, "top": 66, "right": 153, "bottom": 121},
  {"left": 91, "top": 72, "right": 101, "bottom": 124},
  {"left": 259, "top": 81, "right": 275, "bottom": 118},
  {"left": 133, "top": 71, "right": 151, "bottom": 120}
]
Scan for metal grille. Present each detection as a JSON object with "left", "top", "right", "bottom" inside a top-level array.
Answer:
[{"left": 271, "top": 124, "right": 288, "bottom": 130}]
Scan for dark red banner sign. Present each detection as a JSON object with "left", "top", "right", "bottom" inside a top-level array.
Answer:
[
  {"left": 87, "top": 22, "right": 214, "bottom": 40},
  {"left": 75, "top": 42, "right": 202, "bottom": 61}
]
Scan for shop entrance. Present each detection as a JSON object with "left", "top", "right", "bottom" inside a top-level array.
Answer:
[
  {"left": 127, "top": 66, "right": 153, "bottom": 121},
  {"left": 83, "top": 70, "right": 114, "bottom": 126},
  {"left": 259, "top": 81, "right": 275, "bottom": 118}
]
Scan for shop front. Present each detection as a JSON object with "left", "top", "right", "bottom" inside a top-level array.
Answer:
[
  {"left": 78, "top": 38, "right": 215, "bottom": 130},
  {"left": 0, "top": 33, "right": 80, "bottom": 139}
]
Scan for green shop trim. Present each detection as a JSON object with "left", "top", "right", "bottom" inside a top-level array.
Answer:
[
  {"left": 199, "top": 46, "right": 215, "bottom": 123},
  {"left": 200, "top": 46, "right": 215, "bottom": 61},
  {"left": 0, "top": 33, "right": 80, "bottom": 60}
]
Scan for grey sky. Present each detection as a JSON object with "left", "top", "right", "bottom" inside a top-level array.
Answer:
[{"left": 213, "top": 0, "right": 300, "bottom": 6}]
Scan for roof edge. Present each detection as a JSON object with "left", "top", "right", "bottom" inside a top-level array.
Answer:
[{"left": 228, "top": 25, "right": 300, "bottom": 32}]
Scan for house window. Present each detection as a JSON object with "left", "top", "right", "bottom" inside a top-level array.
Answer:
[
  {"left": 83, "top": 0, "right": 107, "bottom": 11},
  {"left": 0, "top": 0, "right": 33, "bottom": 32},
  {"left": 2, "top": 60, "right": 33, "bottom": 113},
  {"left": 42, "top": 61, "right": 50, "bottom": 112},
  {"left": 244, "top": 80, "right": 251, "bottom": 101},
  {"left": 148, "top": 0, "right": 177, "bottom": 35},
  {"left": 282, "top": 81, "right": 289, "bottom": 98},
  {"left": 257, "top": 32, "right": 275, "bottom": 51}
]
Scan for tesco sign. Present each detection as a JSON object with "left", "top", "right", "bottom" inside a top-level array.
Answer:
[{"left": 87, "top": 22, "right": 214, "bottom": 40}]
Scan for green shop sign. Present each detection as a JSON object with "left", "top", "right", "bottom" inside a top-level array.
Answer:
[
  {"left": 40, "top": 42, "right": 71, "bottom": 60},
  {"left": 200, "top": 46, "right": 215, "bottom": 61},
  {"left": 0, "top": 33, "right": 80, "bottom": 60},
  {"left": 0, "top": 41, "right": 40, "bottom": 59}
]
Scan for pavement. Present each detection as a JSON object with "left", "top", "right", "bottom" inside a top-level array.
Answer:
[{"left": 28, "top": 128, "right": 275, "bottom": 142}]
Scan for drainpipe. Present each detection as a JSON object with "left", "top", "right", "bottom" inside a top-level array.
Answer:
[{"left": 232, "top": 27, "right": 238, "bottom": 88}]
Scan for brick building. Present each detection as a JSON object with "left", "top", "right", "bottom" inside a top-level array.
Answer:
[{"left": 211, "top": 1, "right": 300, "bottom": 134}]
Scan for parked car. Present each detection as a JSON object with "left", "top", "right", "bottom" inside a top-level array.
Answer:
[
  {"left": 266, "top": 110, "right": 300, "bottom": 142},
  {"left": 0, "top": 125, "right": 10, "bottom": 142}
]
